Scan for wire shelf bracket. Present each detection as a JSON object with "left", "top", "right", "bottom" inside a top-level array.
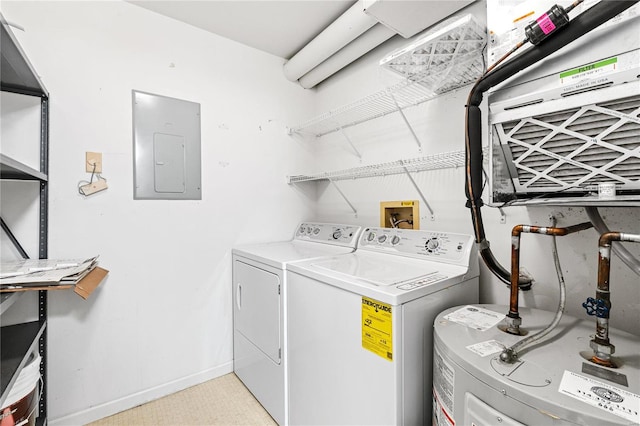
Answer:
[
  {"left": 402, "top": 165, "right": 435, "bottom": 220},
  {"left": 329, "top": 179, "right": 358, "bottom": 217},
  {"left": 390, "top": 92, "right": 422, "bottom": 151},
  {"left": 340, "top": 128, "right": 362, "bottom": 160}
]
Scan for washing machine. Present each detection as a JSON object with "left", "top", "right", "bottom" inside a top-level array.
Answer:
[
  {"left": 286, "top": 226, "right": 479, "bottom": 425},
  {"left": 433, "top": 304, "right": 640, "bottom": 426},
  {"left": 232, "top": 222, "right": 362, "bottom": 425}
]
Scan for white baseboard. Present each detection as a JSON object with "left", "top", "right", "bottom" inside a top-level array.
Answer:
[{"left": 49, "top": 362, "right": 233, "bottom": 426}]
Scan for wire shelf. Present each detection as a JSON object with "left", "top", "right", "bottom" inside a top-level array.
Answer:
[
  {"left": 287, "top": 149, "right": 469, "bottom": 183},
  {"left": 290, "top": 14, "right": 486, "bottom": 138}
]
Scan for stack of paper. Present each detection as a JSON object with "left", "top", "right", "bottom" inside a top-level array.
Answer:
[{"left": 0, "top": 256, "right": 99, "bottom": 290}]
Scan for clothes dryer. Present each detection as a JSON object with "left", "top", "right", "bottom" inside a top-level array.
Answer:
[
  {"left": 286, "top": 227, "right": 479, "bottom": 425},
  {"left": 232, "top": 222, "right": 361, "bottom": 425}
]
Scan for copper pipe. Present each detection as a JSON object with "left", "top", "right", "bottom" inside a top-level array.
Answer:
[
  {"left": 586, "top": 207, "right": 640, "bottom": 276},
  {"left": 596, "top": 232, "right": 617, "bottom": 344},
  {"left": 589, "top": 232, "right": 640, "bottom": 366},
  {"left": 500, "top": 217, "right": 570, "bottom": 364},
  {"left": 505, "top": 222, "right": 593, "bottom": 335}
]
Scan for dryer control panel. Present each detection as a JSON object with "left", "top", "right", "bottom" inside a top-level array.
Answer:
[
  {"left": 295, "top": 222, "right": 362, "bottom": 247},
  {"left": 359, "top": 227, "right": 474, "bottom": 265}
]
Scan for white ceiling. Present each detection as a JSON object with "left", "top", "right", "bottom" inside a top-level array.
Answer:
[{"left": 127, "top": 0, "right": 357, "bottom": 59}]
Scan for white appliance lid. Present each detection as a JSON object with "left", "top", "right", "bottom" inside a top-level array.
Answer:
[
  {"left": 233, "top": 240, "right": 354, "bottom": 268},
  {"left": 289, "top": 250, "right": 472, "bottom": 305},
  {"left": 312, "top": 253, "right": 441, "bottom": 286}
]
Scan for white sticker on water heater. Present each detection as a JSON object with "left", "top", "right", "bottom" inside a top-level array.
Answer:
[
  {"left": 443, "top": 305, "right": 505, "bottom": 331},
  {"left": 466, "top": 340, "right": 504, "bottom": 357},
  {"left": 559, "top": 370, "right": 640, "bottom": 424},
  {"left": 433, "top": 344, "right": 455, "bottom": 426}
]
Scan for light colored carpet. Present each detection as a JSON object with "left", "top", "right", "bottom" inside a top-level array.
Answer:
[{"left": 87, "top": 373, "right": 277, "bottom": 426}]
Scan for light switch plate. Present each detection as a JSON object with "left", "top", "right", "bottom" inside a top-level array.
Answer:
[{"left": 86, "top": 152, "right": 102, "bottom": 173}]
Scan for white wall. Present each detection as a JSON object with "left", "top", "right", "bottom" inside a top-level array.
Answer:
[
  {"left": 308, "top": 0, "right": 640, "bottom": 336},
  {"left": 0, "top": 1, "right": 316, "bottom": 424},
  {"left": 2, "top": 0, "right": 639, "bottom": 424}
]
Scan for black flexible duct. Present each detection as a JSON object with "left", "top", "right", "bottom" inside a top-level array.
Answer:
[{"left": 465, "top": 0, "right": 639, "bottom": 286}]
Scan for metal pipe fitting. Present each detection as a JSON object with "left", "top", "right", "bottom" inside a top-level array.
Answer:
[
  {"left": 587, "top": 232, "right": 640, "bottom": 366},
  {"left": 506, "top": 222, "right": 593, "bottom": 336}
]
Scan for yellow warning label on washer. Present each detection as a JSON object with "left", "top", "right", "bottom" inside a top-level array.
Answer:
[{"left": 362, "top": 297, "right": 393, "bottom": 361}]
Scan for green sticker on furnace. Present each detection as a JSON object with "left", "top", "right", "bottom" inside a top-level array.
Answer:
[
  {"left": 362, "top": 297, "right": 393, "bottom": 361},
  {"left": 559, "top": 57, "right": 617, "bottom": 82}
]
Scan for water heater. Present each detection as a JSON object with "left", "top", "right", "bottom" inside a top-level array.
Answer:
[{"left": 433, "top": 305, "right": 640, "bottom": 425}]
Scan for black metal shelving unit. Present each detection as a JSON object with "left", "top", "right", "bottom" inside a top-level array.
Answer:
[{"left": 0, "top": 13, "right": 49, "bottom": 424}]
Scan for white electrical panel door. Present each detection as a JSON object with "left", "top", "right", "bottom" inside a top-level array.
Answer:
[
  {"left": 153, "top": 133, "right": 186, "bottom": 193},
  {"left": 132, "top": 90, "right": 201, "bottom": 200}
]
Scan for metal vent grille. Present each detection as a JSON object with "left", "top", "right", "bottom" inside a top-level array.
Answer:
[
  {"left": 380, "top": 14, "right": 486, "bottom": 94},
  {"left": 495, "top": 94, "right": 640, "bottom": 193}
]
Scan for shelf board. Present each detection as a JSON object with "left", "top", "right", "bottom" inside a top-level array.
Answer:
[
  {"left": 0, "top": 17, "right": 48, "bottom": 97},
  {"left": 0, "top": 292, "right": 22, "bottom": 315},
  {"left": 0, "top": 321, "right": 45, "bottom": 408},
  {"left": 288, "top": 149, "right": 468, "bottom": 183},
  {"left": 289, "top": 55, "right": 483, "bottom": 138},
  {"left": 1, "top": 11, "right": 49, "bottom": 423},
  {"left": 290, "top": 14, "right": 485, "bottom": 138},
  {"left": 0, "top": 153, "right": 48, "bottom": 181}
]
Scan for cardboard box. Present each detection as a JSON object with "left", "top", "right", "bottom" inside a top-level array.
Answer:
[
  {"left": 74, "top": 266, "right": 109, "bottom": 299},
  {"left": 0, "top": 266, "right": 108, "bottom": 299}
]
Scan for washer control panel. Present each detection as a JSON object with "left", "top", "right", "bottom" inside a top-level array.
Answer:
[
  {"left": 359, "top": 227, "right": 473, "bottom": 263},
  {"left": 295, "top": 222, "right": 361, "bottom": 247},
  {"left": 396, "top": 273, "right": 448, "bottom": 291}
]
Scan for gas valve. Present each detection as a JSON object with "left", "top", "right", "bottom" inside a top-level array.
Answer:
[{"left": 582, "top": 297, "right": 609, "bottom": 317}]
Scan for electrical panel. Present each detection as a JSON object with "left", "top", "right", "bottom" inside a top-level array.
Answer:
[{"left": 132, "top": 90, "right": 201, "bottom": 200}]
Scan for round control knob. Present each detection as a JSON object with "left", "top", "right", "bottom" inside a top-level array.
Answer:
[
  {"left": 426, "top": 237, "right": 440, "bottom": 252},
  {"left": 299, "top": 226, "right": 305, "bottom": 234},
  {"left": 306, "top": 226, "right": 313, "bottom": 234},
  {"left": 313, "top": 227, "right": 320, "bottom": 235},
  {"left": 332, "top": 230, "right": 342, "bottom": 240},
  {"left": 391, "top": 235, "right": 401, "bottom": 245},
  {"left": 378, "top": 235, "right": 387, "bottom": 244},
  {"left": 367, "top": 232, "right": 376, "bottom": 242}
]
